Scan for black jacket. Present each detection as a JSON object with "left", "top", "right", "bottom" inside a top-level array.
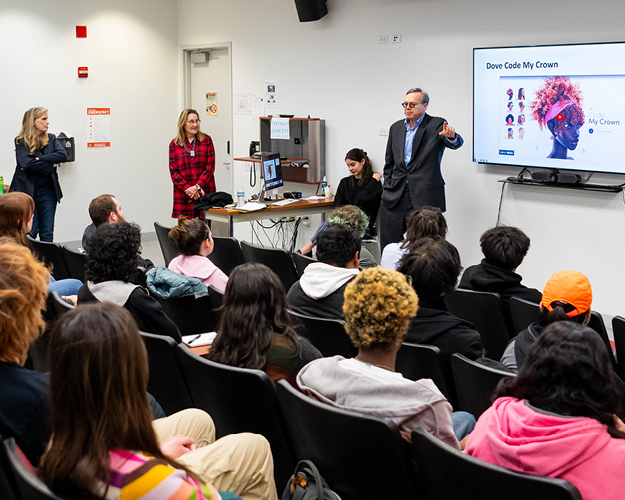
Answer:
[
  {"left": 10, "top": 133, "right": 67, "bottom": 202},
  {"left": 405, "top": 298, "right": 483, "bottom": 367},
  {"left": 286, "top": 280, "right": 353, "bottom": 321},
  {"left": 78, "top": 283, "right": 182, "bottom": 343},
  {"left": 334, "top": 175, "right": 382, "bottom": 230}
]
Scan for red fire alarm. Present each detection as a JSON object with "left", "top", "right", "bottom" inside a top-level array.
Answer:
[
  {"left": 78, "top": 67, "right": 88, "bottom": 78},
  {"left": 76, "top": 26, "right": 87, "bottom": 38}
]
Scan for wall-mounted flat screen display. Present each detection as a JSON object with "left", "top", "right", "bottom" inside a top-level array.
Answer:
[{"left": 474, "top": 42, "right": 625, "bottom": 175}]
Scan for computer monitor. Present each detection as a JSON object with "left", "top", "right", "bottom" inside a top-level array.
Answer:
[{"left": 260, "top": 152, "right": 283, "bottom": 199}]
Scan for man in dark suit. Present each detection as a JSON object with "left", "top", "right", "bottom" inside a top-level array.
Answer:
[{"left": 380, "top": 88, "right": 463, "bottom": 249}]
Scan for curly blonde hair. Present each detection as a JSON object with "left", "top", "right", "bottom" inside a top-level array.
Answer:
[
  {"left": 343, "top": 267, "right": 418, "bottom": 349},
  {"left": 0, "top": 238, "right": 49, "bottom": 364}
]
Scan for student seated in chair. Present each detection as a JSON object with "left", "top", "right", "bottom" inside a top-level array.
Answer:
[
  {"left": 398, "top": 237, "right": 482, "bottom": 365},
  {"left": 287, "top": 225, "right": 360, "bottom": 321},
  {"left": 459, "top": 225, "right": 541, "bottom": 323},
  {"left": 326, "top": 205, "right": 377, "bottom": 269},
  {"left": 298, "top": 267, "right": 475, "bottom": 450},
  {"left": 77, "top": 222, "right": 182, "bottom": 343}
]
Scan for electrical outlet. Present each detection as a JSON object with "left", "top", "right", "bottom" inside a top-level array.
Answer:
[
  {"left": 301, "top": 216, "right": 310, "bottom": 227},
  {"left": 379, "top": 128, "right": 389, "bottom": 136},
  {"left": 392, "top": 35, "right": 401, "bottom": 44},
  {"left": 379, "top": 35, "right": 388, "bottom": 44}
]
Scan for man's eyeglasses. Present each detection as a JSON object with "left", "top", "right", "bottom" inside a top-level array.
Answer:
[{"left": 402, "top": 102, "right": 422, "bottom": 109}]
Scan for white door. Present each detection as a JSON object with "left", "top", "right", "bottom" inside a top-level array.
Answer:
[{"left": 184, "top": 44, "right": 233, "bottom": 196}]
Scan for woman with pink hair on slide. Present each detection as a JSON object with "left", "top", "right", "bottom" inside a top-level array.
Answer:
[{"left": 530, "top": 76, "right": 585, "bottom": 159}]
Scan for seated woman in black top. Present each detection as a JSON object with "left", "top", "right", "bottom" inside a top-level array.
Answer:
[
  {"left": 208, "top": 263, "right": 321, "bottom": 384},
  {"left": 77, "top": 222, "right": 182, "bottom": 343},
  {"left": 300, "top": 148, "right": 382, "bottom": 255}
]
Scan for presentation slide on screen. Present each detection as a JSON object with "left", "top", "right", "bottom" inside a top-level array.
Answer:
[{"left": 474, "top": 43, "right": 625, "bottom": 174}]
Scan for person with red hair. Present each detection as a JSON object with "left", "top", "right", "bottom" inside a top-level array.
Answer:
[{"left": 530, "top": 76, "right": 585, "bottom": 159}]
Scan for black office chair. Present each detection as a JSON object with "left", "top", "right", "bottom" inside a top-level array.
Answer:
[
  {"left": 2, "top": 437, "right": 67, "bottom": 500},
  {"left": 288, "top": 310, "right": 356, "bottom": 358},
  {"left": 208, "top": 236, "right": 244, "bottom": 276},
  {"left": 275, "top": 380, "right": 420, "bottom": 500},
  {"left": 588, "top": 311, "right": 616, "bottom": 368},
  {"left": 445, "top": 289, "right": 511, "bottom": 360},
  {"left": 207, "top": 285, "right": 223, "bottom": 323},
  {"left": 509, "top": 296, "right": 540, "bottom": 336},
  {"left": 154, "top": 222, "right": 178, "bottom": 267},
  {"left": 411, "top": 427, "right": 582, "bottom": 500},
  {"left": 176, "top": 345, "right": 296, "bottom": 488},
  {"left": 26, "top": 236, "right": 70, "bottom": 280},
  {"left": 0, "top": 436, "right": 19, "bottom": 500},
  {"left": 151, "top": 292, "right": 216, "bottom": 335},
  {"left": 396, "top": 342, "right": 456, "bottom": 408},
  {"left": 140, "top": 332, "right": 194, "bottom": 416},
  {"left": 28, "top": 292, "right": 74, "bottom": 373},
  {"left": 61, "top": 246, "right": 87, "bottom": 283},
  {"left": 240, "top": 241, "right": 299, "bottom": 291},
  {"left": 613, "top": 316, "right": 625, "bottom": 380},
  {"left": 451, "top": 353, "right": 515, "bottom": 418},
  {"left": 291, "top": 251, "right": 316, "bottom": 277}
]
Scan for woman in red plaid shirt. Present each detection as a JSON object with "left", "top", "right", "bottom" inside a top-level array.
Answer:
[{"left": 169, "top": 109, "right": 216, "bottom": 218}]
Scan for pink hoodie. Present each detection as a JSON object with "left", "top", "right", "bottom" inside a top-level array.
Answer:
[{"left": 465, "top": 397, "right": 625, "bottom": 500}]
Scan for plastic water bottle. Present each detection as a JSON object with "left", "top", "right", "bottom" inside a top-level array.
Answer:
[
  {"left": 237, "top": 186, "right": 245, "bottom": 207},
  {"left": 321, "top": 176, "right": 327, "bottom": 196},
  {"left": 0, "top": 176, "right": 3, "bottom": 195}
]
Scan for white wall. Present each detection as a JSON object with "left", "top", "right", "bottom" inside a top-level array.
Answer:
[
  {"left": 0, "top": 0, "right": 179, "bottom": 242},
  {"left": 176, "top": 0, "right": 625, "bottom": 317}
]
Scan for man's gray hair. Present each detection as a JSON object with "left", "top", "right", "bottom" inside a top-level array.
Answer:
[{"left": 406, "top": 87, "right": 429, "bottom": 105}]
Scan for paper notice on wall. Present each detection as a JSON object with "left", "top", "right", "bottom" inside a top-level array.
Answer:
[
  {"left": 206, "top": 92, "right": 218, "bottom": 116},
  {"left": 87, "top": 108, "right": 111, "bottom": 147},
  {"left": 270, "top": 117, "right": 290, "bottom": 140},
  {"left": 265, "top": 80, "right": 278, "bottom": 108},
  {"left": 252, "top": 94, "right": 265, "bottom": 118},
  {"left": 234, "top": 93, "right": 251, "bottom": 115}
]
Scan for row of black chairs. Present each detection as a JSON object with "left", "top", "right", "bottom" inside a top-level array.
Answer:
[
  {"left": 445, "top": 289, "right": 613, "bottom": 364},
  {"left": 154, "top": 221, "right": 316, "bottom": 292},
  {"left": 26, "top": 236, "right": 87, "bottom": 282},
  {"left": 139, "top": 334, "right": 579, "bottom": 500}
]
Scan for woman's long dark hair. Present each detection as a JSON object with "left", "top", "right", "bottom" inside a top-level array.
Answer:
[
  {"left": 345, "top": 148, "right": 373, "bottom": 187},
  {"left": 40, "top": 303, "right": 197, "bottom": 499},
  {"left": 494, "top": 321, "right": 625, "bottom": 439},
  {"left": 209, "top": 263, "right": 300, "bottom": 369}
]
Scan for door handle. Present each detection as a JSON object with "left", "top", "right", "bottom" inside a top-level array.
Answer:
[{"left": 227, "top": 141, "right": 230, "bottom": 155}]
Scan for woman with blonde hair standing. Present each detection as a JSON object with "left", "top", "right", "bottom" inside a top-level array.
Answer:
[
  {"left": 10, "top": 107, "right": 67, "bottom": 242},
  {"left": 169, "top": 108, "right": 216, "bottom": 218}
]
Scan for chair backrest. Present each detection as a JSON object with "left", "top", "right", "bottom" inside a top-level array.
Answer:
[
  {"left": 613, "top": 316, "right": 625, "bottom": 381},
  {"left": 207, "top": 286, "right": 223, "bottom": 323},
  {"left": 60, "top": 246, "right": 87, "bottom": 283},
  {"left": 288, "top": 310, "right": 356, "bottom": 358},
  {"left": 0, "top": 436, "right": 20, "bottom": 500},
  {"left": 411, "top": 427, "right": 582, "bottom": 500},
  {"left": 153, "top": 222, "right": 178, "bottom": 267},
  {"left": 208, "top": 236, "right": 244, "bottom": 276},
  {"left": 509, "top": 296, "right": 540, "bottom": 336},
  {"left": 445, "top": 289, "right": 510, "bottom": 359},
  {"left": 396, "top": 342, "right": 456, "bottom": 408},
  {"left": 588, "top": 311, "right": 616, "bottom": 368},
  {"left": 275, "top": 380, "right": 420, "bottom": 500},
  {"left": 176, "top": 346, "right": 296, "bottom": 487},
  {"left": 152, "top": 293, "right": 216, "bottom": 335},
  {"left": 28, "top": 292, "right": 74, "bottom": 373},
  {"left": 2, "top": 438, "right": 66, "bottom": 500},
  {"left": 291, "top": 252, "right": 316, "bottom": 277},
  {"left": 27, "top": 236, "right": 70, "bottom": 280},
  {"left": 451, "top": 353, "right": 515, "bottom": 418},
  {"left": 140, "top": 332, "right": 194, "bottom": 416},
  {"left": 240, "top": 241, "right": 299, "bottom": 291}
]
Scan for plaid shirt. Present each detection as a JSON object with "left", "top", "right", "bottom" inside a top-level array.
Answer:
[{"left": 169, "top": 135, "right": 216, "bottom": 218}]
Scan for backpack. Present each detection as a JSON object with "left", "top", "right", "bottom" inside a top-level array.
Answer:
[{"left": 281, "top": 460, "right": 341, "bottom": 500}]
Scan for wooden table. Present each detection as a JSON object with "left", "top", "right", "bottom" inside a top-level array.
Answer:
[{"left": 205, "top": 197, "right": 334, "bottom": 237}]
